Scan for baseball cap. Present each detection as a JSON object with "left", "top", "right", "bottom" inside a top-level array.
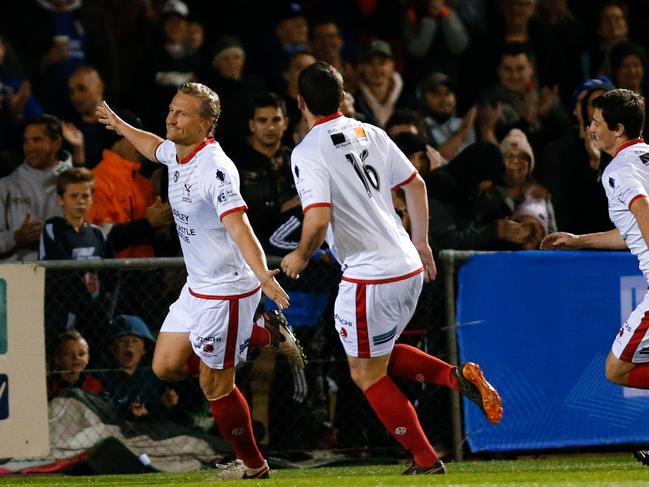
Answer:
[
  {"left": 110, "top": 315, "right": 155, "bottom": 343},
  {"left": 361, "top": 39, "right": 393, "bottom": 62},
  {"left": 279, "top": 2, "right": 305, "bottom": 21},
  {"left": 419, "top": 72, "right": 455, "bottom": 95},
  {"left": 162, "top": 0, "right": 189, "bottom": 18},
  {"left": 571, "top": 76, "right": 614, "bottom": 105}
]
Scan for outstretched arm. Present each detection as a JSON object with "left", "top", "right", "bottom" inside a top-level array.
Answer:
[
  {"left": 222, "top": 210, "right": 289, "bottom": 309},
  {"left": 541, "top": 228, "right": 627, "bottom": 250},
  {"left": 401, "top": 173, "right": 437, "bottom": 281},
  {"left": 281, "top": 206, "right": 330, "bottom": 279},
  {"left": 96, "top": 101, "right": 163, "bottom": 162}
]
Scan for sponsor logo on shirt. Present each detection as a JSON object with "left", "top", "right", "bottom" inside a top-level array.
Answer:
[
  {"left": 183, "top": 183, "right": 193, "bottom": 203},
  {"left": 217, "top": 192, "right": 227, "bottom": 203}
]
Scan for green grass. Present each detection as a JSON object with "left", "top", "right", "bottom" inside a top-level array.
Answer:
[{"left": 0, "top": 454, "right": 647, "bottom": 486}]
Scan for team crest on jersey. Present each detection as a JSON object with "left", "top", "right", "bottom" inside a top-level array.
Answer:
[
  {"left": 294, "top": 165, "right": 300, "bottom": 179},
  {"left": 173, "top": 170, "right": 180, "bottom": 183},
  {"left": 216, "top": 169, "right": 225, "bottom": 182},
  {"left": 609, "top": 177, "right": 615, "bottom": 188},
  {"left": 183, "top": 183, "right": 192, "bottom": 203}
]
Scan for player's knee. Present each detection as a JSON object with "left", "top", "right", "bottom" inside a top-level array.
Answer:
[
  {"left": 152, "top": 359, "right": 174, "bottom": 381},
  {"left": 605, "top": 361, "right": 627, "bottom": 385},
  {"left": 349, "top": 367, "right": 379, "bottom": 392},
  {"left": 152, "top": 355, "right": 185, "bottom": 382}
]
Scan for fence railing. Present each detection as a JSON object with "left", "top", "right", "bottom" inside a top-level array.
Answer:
[{"left": 15, "top": 251, "right": 481, "bottom": 463}]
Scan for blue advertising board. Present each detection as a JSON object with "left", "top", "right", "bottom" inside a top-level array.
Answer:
[{"left": 456, "top": 251, "right": 649, "bottom": 452}]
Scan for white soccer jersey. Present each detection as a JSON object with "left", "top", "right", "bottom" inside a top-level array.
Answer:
[
  {"left": 156, "top": 138, "right": 259, "bottom": 296},
  {"left": 602, "top": 138, "right": 649, "bottom": 281},
  {"left": 291, "top": 112, "right": 423, "bottom": 282}
]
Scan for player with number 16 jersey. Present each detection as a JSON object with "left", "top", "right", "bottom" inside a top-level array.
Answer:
[
  {"left": 291, "top": 111, "right": 422, "bottom": 282},
  {"left": 281, "top": 62, "right": 502, "bottom": 476}
]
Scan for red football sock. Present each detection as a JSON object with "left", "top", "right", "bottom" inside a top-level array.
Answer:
[
  {"left": 627, "top": 363, "right": 649, "bottom": 389},
  {"left": 388, "top": 344, "right": 459, "bottom": 391},
  {"left": 186, "top": 354, "right": 200, "bottom": 376},
  {"left": 249, "top": 324, "right": 271, "bottom": 348},
  {"left": 364, "top": 376, "right": 439, "bottom": 468},
  {"left": 209, "top": 387, "right": 264, "bottom": 469}
]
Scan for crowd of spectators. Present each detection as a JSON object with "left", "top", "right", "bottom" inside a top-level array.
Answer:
[{"left": 3, "top": 0, "right": 649, "bottom": 452}]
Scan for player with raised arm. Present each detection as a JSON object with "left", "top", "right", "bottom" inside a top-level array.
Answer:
[
  {"left": 540, "top": 89, "right": 649, "bottom": 466},
  {"left": 96, "top": 82, "right": 303, "bottom": 479},
  {"left": 280, "top": 62, "right": 502, "bottom": 475}
]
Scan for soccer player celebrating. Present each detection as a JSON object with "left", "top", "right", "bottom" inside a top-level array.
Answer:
[
  {"left": 542, "top": 90, "right": 649, "bottom": 385},
  {"left": 96, "top": 82, "right": 301, "bottom": 479},
  {"left": 541, "top": 89, "right": 649, "bottom": 466},
  {"left": 281, "top": 62, "right": 503, "bottom": 475},
  {"left": 542, "top": 89, "right": 649, "bottom": 388}
]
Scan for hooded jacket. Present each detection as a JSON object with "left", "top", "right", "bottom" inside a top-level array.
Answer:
[{"left": 0, "top": 156, "right": 72, "bottom": 260}]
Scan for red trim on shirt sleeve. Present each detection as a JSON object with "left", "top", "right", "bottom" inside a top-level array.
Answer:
[
  {"left": 391, "top": 170, "right": 418, "bottom": 190},
  {"left": 629, "top": 194, "right": 648, "bottom": 209},
  {"left": 153, "top": 140, "right": 164, "bottom": 163},
  {"left": 303, "top": 202, "right": 332, "bottom": 214},
  {"left": 219, "top": 205, "right": 248, "bottom": 221}
]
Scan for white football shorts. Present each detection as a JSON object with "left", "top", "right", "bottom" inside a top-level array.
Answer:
[
  {"left": 160, "top": 283, "right": 261, "bottom": 369},
  {"left": 612, "top": 290, "right": 649, "bottom": 363},
  {"left": 333, "top": 270, "right": 424, "bottom": 358}
]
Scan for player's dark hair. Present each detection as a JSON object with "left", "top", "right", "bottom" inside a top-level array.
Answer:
[
  {"left": 178, "top": 82, "right": 221, "bottom": 137},
  {"left": 592, "top": 88, "right": 645, "bottom": 138},
  {"left": 298, "top": 61, "right": 343, "bottom": 116},
  {"left": 250, "top": 92, "right": 287, "bottom": 119},
  {"left": 56, "top": 167, "right": 94, "bottom": 197},
  {"left": 24, "top": 114, "right": 62, "bottom": 141}
]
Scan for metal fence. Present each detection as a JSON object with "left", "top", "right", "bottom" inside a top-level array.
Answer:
[{"left": 35, "top": 251, "right": 471, "bottom": 464}]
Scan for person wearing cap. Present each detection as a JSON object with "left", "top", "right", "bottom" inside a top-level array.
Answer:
[
  {"left": 98, "top": 315, "right": 185, "bottom": 422},
  {"left": 150, "top": 0, "right": 201, "bottom": 134},
  {"left": 537, "top": 79, "right": 614, "bottom": 234},
  {"left": 201, "top": 36, "right": 265, "bottom": 148},
  {"left": 419, "top": 72, "right": 476, "bottom": 160},
  {"left": 261, "top": 2, "right": 310, "bottom": 92},
  {"left": 86, "top": 111, "right": 173, "bottom": 258},
  {"left": 497, "top": 128, "right": 556, "bottom": 246},
  {"left": 355, "top": 39, "right": 412, "bottom": 128}
]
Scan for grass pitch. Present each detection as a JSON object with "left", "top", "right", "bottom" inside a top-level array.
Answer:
[{"left": 0, "top": 454, "right": 646, "bottom": 486}]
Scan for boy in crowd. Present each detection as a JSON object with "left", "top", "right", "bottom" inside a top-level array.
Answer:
[
  {"left": 47, "top": 329, "right": 103, "bottom": 398},
  {"left": 98, "top": 315, "right": 183, "bottom": 422}
]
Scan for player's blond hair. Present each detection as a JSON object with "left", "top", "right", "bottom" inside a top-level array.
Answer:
[{"left": 178, "top": 82, "right": 221, "bottom": 137}]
